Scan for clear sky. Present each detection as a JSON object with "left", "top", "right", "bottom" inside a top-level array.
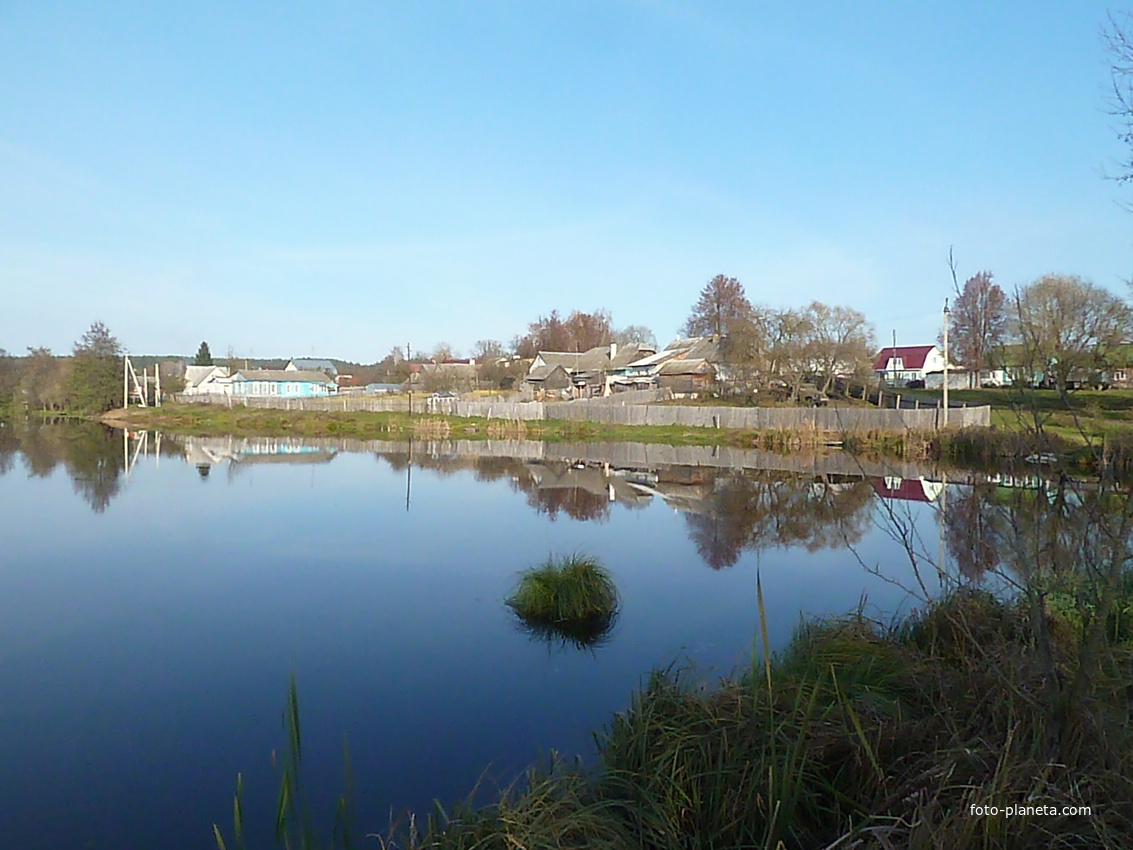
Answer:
[{"left": 2, "top": 1, "right": 1131, "bottom": 363}]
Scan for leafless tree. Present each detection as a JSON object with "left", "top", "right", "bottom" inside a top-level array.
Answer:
[
  {"left": 948, "top": 271, "right": 1007, "bottom": 373},
  {"left": 612, "top": 324, "right": 657, "bottom": 349},
  {"left": 683, "top": 274, "right": 754, "bottom": 338},
  {"left": 1104, "top": 12, "right": 1133, "bottom": 192},
  {"left": 806, "top": 302, "right": 876, "bottom": 393},
  {"left": 1013, "top": 274, "right": 1131, "bottom": 390}
]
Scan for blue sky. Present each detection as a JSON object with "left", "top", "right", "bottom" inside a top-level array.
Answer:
[{"left": 2, "top": 1, "right": 1131, "bottom": 362}]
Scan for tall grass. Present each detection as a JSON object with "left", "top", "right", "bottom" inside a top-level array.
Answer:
[{"left": 223, "top": 589, "right": 1133, "bottom": 848}]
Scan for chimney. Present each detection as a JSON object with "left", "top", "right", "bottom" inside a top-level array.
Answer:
[{"left": 609, "top": 342, "right": 617, "bottom": 362}]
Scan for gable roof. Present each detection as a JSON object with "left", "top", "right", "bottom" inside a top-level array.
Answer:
[
  {"left": 287, "top": 358, "right": 337, "bottom": 375},
  {"left": 873, "top": 345, "right": 937, "bottom": 371},
  {"left": 184, "top": 365, "right": 229, "bottom": 387},
  {"left": 232, "top": 369, "right": 334, "bottom": 384}
]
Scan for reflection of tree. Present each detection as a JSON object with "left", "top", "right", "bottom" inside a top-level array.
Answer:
[
  {"left": 684, "top": 473, "right": 874, "bottom": 569},
  {"left": 942, "top": 486, "right": 1003, "bottom": 582},
  {"left": 525, "top": 486, "right": 611, "bottom": 523},
  {"left": 946, "top": 483, "right": 1128, "bottom": 587},
  {"left": 61, "top": 422, "right": 125, "bottom": 513},
  {"left": 4, "top": 421, "right": 125, "bottom": 512},
  {"left": 0, "top": 427, "right": 18, "bottom": 476}
]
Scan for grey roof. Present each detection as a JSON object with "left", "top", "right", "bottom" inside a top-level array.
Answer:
[
  {"left": 232, "top": 369, "right": 334, "bottom": 383},
  {"left": 609, "top": 343, "right": 654, "bottom": 369},
  {"left": 659, "top": 336, "right": 723, "bottom": 362},
  {"left": 526, "top": 363, "right": 572, "bottom": 383},
  {"left": 537, "top": 347, "right": 611, "bottom": 372},
  {"left": 658, "top": 358, "right": 715, "bottom": 376},
  {"left": 288, "top": 358, "right": 337, "bottom": 375}
]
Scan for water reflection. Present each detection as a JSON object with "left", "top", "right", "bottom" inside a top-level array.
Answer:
[
  {"left": 6, "top": 425, "right": 1120, "bottom": 583},
  {"left": 942, "top": 477, "right": 1133, "bottom": 587},
  {"left": 0, "top": 420, "right": 128, "bottom": 512}
]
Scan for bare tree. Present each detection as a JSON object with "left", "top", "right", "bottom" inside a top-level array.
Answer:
[
  {"left": 514, "top": 309, "right": 613, "bottom": 355},
  {"left": 1014, "top": 274, "right": 1131, "bottom": 390},
  {"left": 1105, "top": 12, "right": 1133, "bottom": 191},
  {"left": 564, "top": 309, "right": 613, "bottom": 351},
  {"left": 806, "top": 302, "right": 875, "bottom": 393},
  {"left": 948, "top": 271, "right": 1007, "bottom": 373},
  {"left": 612, "top": 324, "right": 657, "bottom": 349},
  {"left": 683, "top": 275, "right": 754, "bottom": 338},
  {"left": 472, "top": 340, "right": 506, "bottom": 363}
]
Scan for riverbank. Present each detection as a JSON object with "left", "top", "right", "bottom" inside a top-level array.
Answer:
[
  {"left": 104, "top": 402, "right": 1089, "bottom": 470},
  {"left": 233, "top": 589, "right": 1133, "bottom": 849}
]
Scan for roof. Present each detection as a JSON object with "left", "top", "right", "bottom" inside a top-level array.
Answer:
[
  {"left": 288, "top": 358, "right": 337, "bottom": 375},
  {"left": 232, "top": 369, "right": 334, "bottom": 383},
  {"left": 526, "top": 363, "right": 572, "bottom": 383},
  {"left": 873, "top": 345, "right": 937, "bottom": 371},
  {"left": 609, "top": 343, "right": 654, "bottom": 368},
  {"left": 658, "top": 358, "right": 715, "bottom": 376},
  {"left": 184, "top": 365, "right": 228, "bottom": 387}
]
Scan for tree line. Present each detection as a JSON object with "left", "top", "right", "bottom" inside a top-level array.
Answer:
[
  {"left": 0, "top": 322, "right": 124, "bottom": 415},
  {"left": 948, "top": 270, "right": 1131, "bottom": 390}
]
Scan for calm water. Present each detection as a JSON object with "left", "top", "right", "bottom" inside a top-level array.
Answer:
[{"left": 0, "top": 423, "right": 988, "bottom": 849}]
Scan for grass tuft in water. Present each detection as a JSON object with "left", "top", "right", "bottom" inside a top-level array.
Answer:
[{"left": 505, "top": 554, "right": 619, "bottom": 648}]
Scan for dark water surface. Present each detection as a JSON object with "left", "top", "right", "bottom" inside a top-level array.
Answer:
[{"left": 0, "top": 423, "right": 990, "bottom": 849}]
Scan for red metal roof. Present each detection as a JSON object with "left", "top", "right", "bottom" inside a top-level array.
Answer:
[{"left": 873, "top": 344, "right": 936, "bottom": 371}]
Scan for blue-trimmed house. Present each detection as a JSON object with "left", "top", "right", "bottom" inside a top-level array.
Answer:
[{"left": 229, "top": 369, "right": 336, "bottom": 398}]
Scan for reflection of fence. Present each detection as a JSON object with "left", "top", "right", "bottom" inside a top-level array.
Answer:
[{"left": 172, "top": 393, "right": 990, "bottom": 432}]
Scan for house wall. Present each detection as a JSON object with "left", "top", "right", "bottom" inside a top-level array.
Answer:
[{"left": 231, "top": 380, "right": 331, "bottom": 398}]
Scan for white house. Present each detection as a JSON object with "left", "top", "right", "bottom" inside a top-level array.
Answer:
[
  {"left": 182, "top": 365, "right": 232, "bottom": 395},
  {"left": 873, "top": 345, "right": 958, "bottom": 386}
]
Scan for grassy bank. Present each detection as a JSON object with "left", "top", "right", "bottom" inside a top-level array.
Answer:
[
  {"left": 908, "top": 387, "right": 1133, "bottom": 445},
  {"left": 226, "top": 589, "right": 1133, "bottom": 849}
]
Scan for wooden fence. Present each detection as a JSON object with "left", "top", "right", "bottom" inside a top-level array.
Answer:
[{"left": 173, "top": 393, "right": 990, "bottom": 432}]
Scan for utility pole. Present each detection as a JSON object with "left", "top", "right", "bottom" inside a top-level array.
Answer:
[
  {"left": 942, "top": 299, "right": 951, "bottom": 428},
  {"left": 406, "top": 343, "right": 412, "bottom": 417}
]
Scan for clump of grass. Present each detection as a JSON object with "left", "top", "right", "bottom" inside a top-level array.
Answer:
[
  {"left": 505, "top": 555, "right": 619, "bottom": 648},
  {"left": 506, "top": 554, "right": 618, "bottom": 622}
]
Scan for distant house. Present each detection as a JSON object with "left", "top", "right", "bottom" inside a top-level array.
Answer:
[
  {"left": 230, "top": 369, "right": 336, "bottom": 398},
  {"left": 286, "top": 359, "right": 338, "bottom": 378},
  {"left": 611, "top": 337, "right": 724, "bottom": 394},
  {"left": 873, "top": 345, "right": 958, "bottom": 387},
  {"left": 656, "top": 358, "right": 717, "bottom": 394},
  {"left": 182, "top": 365, "right": 231, "bottom": 395},
  {"left": 525, "top": 343, "right": 658, "bottom": 397}
]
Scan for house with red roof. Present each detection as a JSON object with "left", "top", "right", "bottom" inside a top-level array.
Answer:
[{"left": 873, "top": 344, "right": 955, "bottom": 386}]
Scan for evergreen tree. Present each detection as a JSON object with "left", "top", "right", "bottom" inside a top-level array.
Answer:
[
  {"left": 66, "top": 322, "right": 122, "bottom": 413},
  {"left": 193, "top": 341, "right": 213, "bottom": 366}
]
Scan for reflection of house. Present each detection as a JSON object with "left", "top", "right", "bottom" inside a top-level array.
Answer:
[
  {"left": 183, "top": 365, "right": 232, "bottom": 395},
  {"left": 874, "top": 345, "right": 958, "bottom": 387},
  {"left": 230, "top": 369, "right": 336, "bottom": 397},
  {"left": 181, "top": 435, "right": 337, "bottom": 469},
  {"left": 871, "top": 477, "right": 945, "bottom": 502}
]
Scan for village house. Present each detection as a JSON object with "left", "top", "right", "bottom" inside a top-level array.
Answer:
[
  {"left": 229, "top": 369, "right": 336, "bottom": 398},
  {"left": 525, "top": 343, "right": 655, "bottom": 397},
  {"left": 182, "top": 365, "right": 231, "bottom": 396},
  {"left": 874, "top": 345, "right": 960, "bottom": 388}
]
